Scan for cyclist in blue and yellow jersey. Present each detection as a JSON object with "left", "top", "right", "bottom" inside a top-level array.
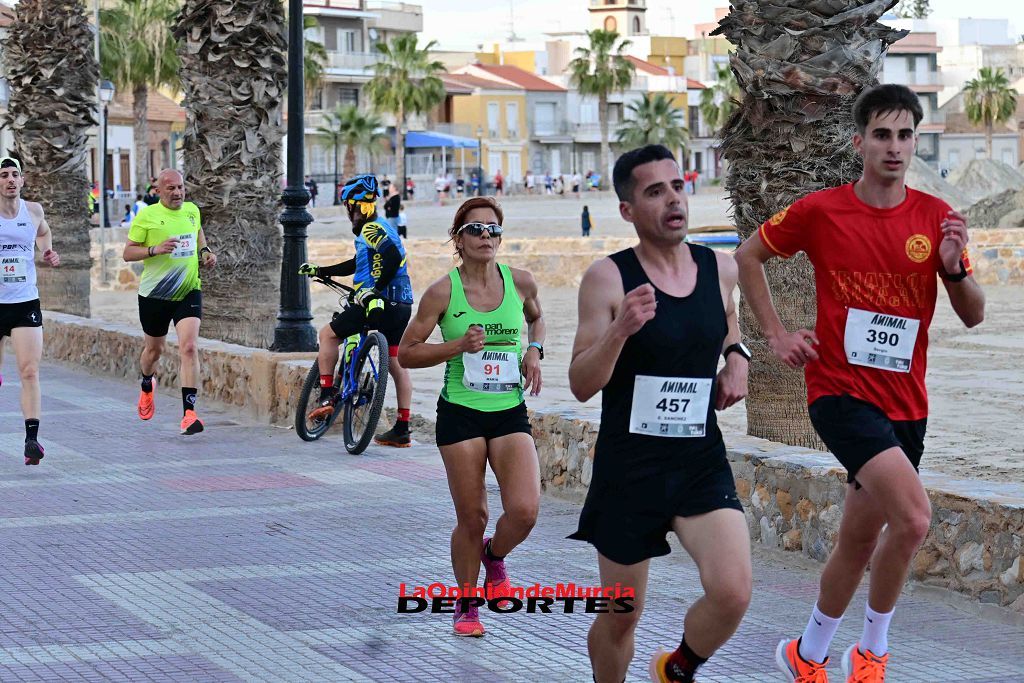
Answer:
[{"left": 299, "top": 173, "right": 415, "bottom": 447}]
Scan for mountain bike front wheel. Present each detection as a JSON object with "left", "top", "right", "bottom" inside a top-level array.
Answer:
[{"left": 343, "top": 331, "right": 390, "bottom": 454}]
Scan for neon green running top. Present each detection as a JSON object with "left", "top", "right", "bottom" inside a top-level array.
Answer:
[
  {"left": 439, "top": 263, "right": 524, "bottom": 411},
  {"left": 128, "top": 201, "right": 202, "bottom": 301}
]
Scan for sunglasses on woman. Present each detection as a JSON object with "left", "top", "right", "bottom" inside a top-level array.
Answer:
[{"left": 457, "top": 222, "right": 503, "bottom": 237}]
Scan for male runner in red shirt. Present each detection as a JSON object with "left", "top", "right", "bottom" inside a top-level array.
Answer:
[{"left": 735, "top": 84, "right": 985, "bottom": 682}]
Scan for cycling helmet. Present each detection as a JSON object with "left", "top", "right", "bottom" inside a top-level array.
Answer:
[{"left": 340, "top": 174, "right": 381, "bottom": 203}]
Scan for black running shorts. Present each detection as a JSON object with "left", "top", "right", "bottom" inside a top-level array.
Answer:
[
  {"left": 435, "top": 397, "right": 533, "bottom": 447},
  {"left": 329, "top": 300, "right": 411, "bottom": 353},
  {"left": 570, "top": 457, "right": 742, "bottom": 566},
  {"left": 0, "top": 299, "right": 42, "bottom": 338},
  {"left": 138, "top": 289, "right": 202, "bottom": 338},
  {"left": 808, "top": 394, "right": 927, "bottom": 486}
]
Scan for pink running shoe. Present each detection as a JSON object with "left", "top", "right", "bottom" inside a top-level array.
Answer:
[
  {"left": 453, "top": 603, "right": 485, "bottom": 637},
  {"left": 481, "top": 537, "right": 513, "bottom": 602}
]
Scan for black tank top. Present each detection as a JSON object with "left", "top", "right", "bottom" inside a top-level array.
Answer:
[{"left": 594, "top": 245, "right": 728, "bottom": 481}]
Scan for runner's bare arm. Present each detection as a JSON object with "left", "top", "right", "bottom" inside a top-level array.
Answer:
[
  {"left": 397, "top": 276, "right": 476, "bottom": 369},
  {"left": 512, "top": 268, "right": 544, "bottom": 396},
  {"left": 734, "top": 233, "right": 819, "bottom": 369},
  {"left": 568, "top": 258, "right": 653, "bottom": 402},
  {"left": 715, "top": 253, "right": 748, "bottom": 410},
  {"left": 28, "top": 203, "right": 59, "bottom": 267},
  {"left": 939, "top": 211, "right": 985, "bottom": 328}
]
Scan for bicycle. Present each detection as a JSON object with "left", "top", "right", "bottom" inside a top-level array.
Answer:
[{"left": 294, "top": 275, "right": 390, "bottom": 454}]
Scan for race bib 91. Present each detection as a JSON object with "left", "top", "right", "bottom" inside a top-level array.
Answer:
[
  {"left": 843, "top": 308, "right": 920, "bottom": 373},
  {"left": 1, "top": 256, "right": 27, "bottom": 283},
  {"left": 171, "top": 233, "right": 196, "bottom": 259},
  {"left": 629, "top": 375, "right": 713, "bottom": 438},
  {"left": 462, "top": 349, "right": 520, "bottom": 393}
]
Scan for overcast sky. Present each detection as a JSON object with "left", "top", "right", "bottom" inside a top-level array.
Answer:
[{"left": 421, "top": 0, "right": 1021, "bottom": 51}]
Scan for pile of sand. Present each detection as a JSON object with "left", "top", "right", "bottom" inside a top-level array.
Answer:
[
  {"left": 949, "top": 158, "right": 1024, "bottom": 205},
  {"left": 906, "top": 156, "right": 972, "bottom": 209},
  {"left": 965, "top": 187, "right": 1024, "bottom": 228}
]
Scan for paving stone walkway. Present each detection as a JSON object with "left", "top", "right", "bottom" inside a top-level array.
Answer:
[{"left": 0, "top": 362, "right": 1021, "bottom": 682}]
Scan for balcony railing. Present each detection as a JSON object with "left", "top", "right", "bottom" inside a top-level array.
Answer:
[
  {"left": 326, "top": 51, "right": 380, "bottom": 70},
  {"left": 532, "top": 120, "right": 573, "bottom": 137},
  {"left": 882, "top": 70, "right": 942, "bottom": 87}
]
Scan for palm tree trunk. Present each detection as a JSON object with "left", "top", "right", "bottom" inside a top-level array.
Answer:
[
  {"left": 715, "top": 0, "right": 907, "bottom": 449},
  {"left": 396, "top": 104, "right": 406, "bottom": 199},
  {"left": 133, "top": 84, "right": 149, "bottom": 195},
  {"left": 986, "top": 121, "right": 993, "bottom": 159},
  {"left": 343, "top": 144, "right": 355, "bottom": 180},
  {"left": 173, "top": 0, "right": 286, "bottom": 348},
  {"left": 5, "top": 0, "right": 97, "bottom": 318},
  {"left": 598, "top": 92, "right": 609, "bottom": 190}
]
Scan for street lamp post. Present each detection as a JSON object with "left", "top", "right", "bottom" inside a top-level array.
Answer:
[
  {"left": 271, "top": 0, "right": 317, "bottom": 352},
  {"left": 476, "top": 125, "right": 483, "bottom": 197},
  {"left": 99, "top": 80, "right": 114, "bottom": 230},
  {"left": 98, "top": 80, "right": 115, "bottom": 286}
]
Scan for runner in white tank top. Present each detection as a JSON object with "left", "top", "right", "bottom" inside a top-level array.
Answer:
[{"left": 0, "top": 157, "right": 61, "bottom": 465}]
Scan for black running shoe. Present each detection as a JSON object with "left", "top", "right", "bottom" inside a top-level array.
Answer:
[
  {"left": 24, "top": 439, "right": 44, "bottom": 466},
  {"left": 374, "top": 426, "right": 411, "bottom": 448}
]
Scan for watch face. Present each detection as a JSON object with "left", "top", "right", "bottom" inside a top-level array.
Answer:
[{"left": 738, "top": 342, "right": 751, "bottom": 358}]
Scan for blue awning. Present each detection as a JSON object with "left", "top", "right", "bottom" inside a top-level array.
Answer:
[{"left": 404, "top": 131, "right": 479, "bottom": 149}]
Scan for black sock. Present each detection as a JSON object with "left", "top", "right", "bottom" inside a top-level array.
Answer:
[
  {"left": 25, "top": 419, "right": 39, "bottom": 442},
  {"left": 665, "top": 635, "right": 708, "bottom": 682},
  {"left": 484, "top": 539, "right": 505, "bottom": 562},
  {"left": 141, "top": 373, "right": 154, "bottom": 392},
  {"left": 182, "top": 387, "right": 197, "bottom": 415}
]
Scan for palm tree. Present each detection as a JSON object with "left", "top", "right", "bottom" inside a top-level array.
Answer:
[
  {"left": 172, "top": 0, "right": 286, "bottom": 348},
  {"left": 303, "top": 15, "right": 326, "bottom": 110},
  {"left": 963, "top": 67, "right": 1018, "bottom": 160},
  {"left": 100, "top": 0, "right": 180, "bottom": 196},
  {"left": 616, "top": 93, "right": 689, "bottom": 158},
  {"left": 4, "top": 0, "right": 97, "bottom": 317},
  {"left": 568, "top": 29, "right": 636, "bottom": 189},
  {"left": 364, "top": 34, "right": 446, "bottom": 197},
  {"left": 316, "top": 105, "right": 387, "bottom": 200},
  {"left": 699, "top": 64, "right": 741, "bottom": 135},
  {"left": 714, "top": 0, "right": 907, "bottom": 449}
]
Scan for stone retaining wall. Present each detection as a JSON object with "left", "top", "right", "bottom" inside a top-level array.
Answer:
[
  {"left": 42, "top": 312, "right": 1024, "bottom": 612},
  {"left": 90, "top": 228, "right": 1024, "bottom": 291},
  {"left": 533, "top": 410, "right": 1024, "bottom": 612}
]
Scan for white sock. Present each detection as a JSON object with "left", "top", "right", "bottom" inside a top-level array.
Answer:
[
  {"left": 860, "top": 604, "right": 894, "bottom": 656},
  {"left": 798, "top": 604, "right": 843, "bottom": 663}
]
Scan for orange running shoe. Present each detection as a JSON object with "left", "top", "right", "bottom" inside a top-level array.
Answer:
[
  {"left": 138, "top": 378, "right": 156, "bottom": 420},
  {"left": 452, "top": 604, "right": 484, "bottom": 637},
  {"left": 775, "top": 638, "right": 829, "bottom": 682},
  {"left": 647, "top": 649, "right": 680, "bottom": 682},
  {"left": 841, "top": 643, "right": 888, "bottom": 682},
  {"left": 180, "top": 409, "right": 205, "bottom": 435}
]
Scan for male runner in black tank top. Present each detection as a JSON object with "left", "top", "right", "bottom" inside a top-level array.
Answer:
[{"left": 568, "top": 145, "right": 752, "bottom": 683}]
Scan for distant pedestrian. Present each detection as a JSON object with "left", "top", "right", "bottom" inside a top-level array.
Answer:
[
  {"left": 525, "top": 171, "right": 535, "bottom": 194},
  {"left": 544, "top": 172, "right": 553, "bottom": 194},
  {"left": 494, "top": 169, "right": 504, "bottom": 196},
  {"left": 397, "top": 204, "right": 408, "bottom": 238},
  {"left": 581, "top": 205, "right": 592, "bottom": 237},
  {"left": 120, "top": 204, "right": 133, "bottom": 227},
  {"left": 456, "top": 176, "right": 465, "bottom": 197}
]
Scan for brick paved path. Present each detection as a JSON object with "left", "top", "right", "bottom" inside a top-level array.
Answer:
[{"left": 0, "top": 362, "right": 1021, "bottom": 682}]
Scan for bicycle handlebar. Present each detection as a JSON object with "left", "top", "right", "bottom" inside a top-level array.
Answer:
[{"left": 310, "top": 274, "right": 356, "bottom": 300}]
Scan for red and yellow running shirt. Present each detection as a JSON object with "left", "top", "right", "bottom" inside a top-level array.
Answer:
[{"left": 758, "top": 183, "right": 972, "bottom": 421}]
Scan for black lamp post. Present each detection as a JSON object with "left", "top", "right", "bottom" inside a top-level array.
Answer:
[
  {"left": 476, "top": 125, "right": 483, "bottom": 197},
  {"left": 271, "top": 0, "right": 317, "bottom": 352},
  {"left": 99, "top": 80, "right": 114, "bottom": 229}
]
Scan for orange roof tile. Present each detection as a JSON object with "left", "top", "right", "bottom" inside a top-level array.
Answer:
[{"left": 471, "top": 64, "right": 566, "bottom": 92}]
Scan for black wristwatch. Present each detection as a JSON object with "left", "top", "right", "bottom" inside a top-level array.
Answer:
[
  {"left": 200, "top": 246, "right": 213, "bottom": 255},
  {"left": 528, "top": 342, "right": 544, "bottom": 360},
  {"left": 723, "top": 342, "right": 752, "bottom": 362},
  {"left": 941, "top": 259, "right": 968, "bottom": 282}
]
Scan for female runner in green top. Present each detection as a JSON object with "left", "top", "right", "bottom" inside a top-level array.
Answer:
[{"left": 398, "top": 196, "right": 546, "bottom": 637}]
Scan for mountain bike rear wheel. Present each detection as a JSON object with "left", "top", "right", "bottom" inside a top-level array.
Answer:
[{"left": 295, "top": 359, "right": 338, "bottom": 441}]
